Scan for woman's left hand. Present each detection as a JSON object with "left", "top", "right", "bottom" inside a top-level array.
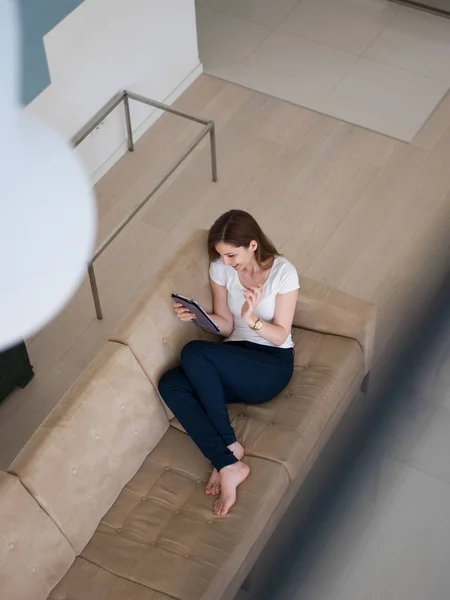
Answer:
[{"left": 241, "top": 285, "right": 264, "bottom": 325}]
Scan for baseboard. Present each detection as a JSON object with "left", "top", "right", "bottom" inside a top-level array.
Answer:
[{"left": 91, "top": 61, "right": 204, "bottom": 184}]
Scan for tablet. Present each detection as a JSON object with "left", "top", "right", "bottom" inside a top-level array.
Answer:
[{"left": 171, "top": 293, "right": 220, "bottom": 334}]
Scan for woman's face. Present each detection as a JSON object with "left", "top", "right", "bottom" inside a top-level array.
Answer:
[{"left": 215, "top": 241, "right": 257, "bottom": 271}]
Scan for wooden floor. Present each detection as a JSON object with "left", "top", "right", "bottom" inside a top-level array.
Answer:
[{"left": 2, "top": 75, "right": 450, "bottom": 469}]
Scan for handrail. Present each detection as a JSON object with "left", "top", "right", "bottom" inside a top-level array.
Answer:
[{"left": 72, "top": 89, "right": 218, "bottom": 320}]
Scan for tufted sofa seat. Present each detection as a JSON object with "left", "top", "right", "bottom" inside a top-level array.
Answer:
[
  {"left": 172, "top": 328, "right": 364, "bottom": 481},
  {"left": 51, "top": 427, "right": 289, "bottom": 600},
  {"left": 0, "top": 230, "right": 375, "bottom": 600}
]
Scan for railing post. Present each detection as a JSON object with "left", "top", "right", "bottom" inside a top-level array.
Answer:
[
  {"left": 74, "top": 91, "right": 218, "bottom": 320},
  {"left": 209, "top": 123, "right": 218, "bottom": 182},
  {"left": 87, "top": 263, "right": 103, "bottom": 320},
  {"left": 123, "top": 94, "right": 134, "bottom": 152}
]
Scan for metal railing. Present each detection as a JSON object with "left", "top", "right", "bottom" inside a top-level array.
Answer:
[{"left": 72, "top": 90, "right": 218, "bottom": 320}]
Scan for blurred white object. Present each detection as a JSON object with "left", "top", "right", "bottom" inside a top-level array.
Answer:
[{"left": 0, "top": 0, "right": 96, "bottom": 351}]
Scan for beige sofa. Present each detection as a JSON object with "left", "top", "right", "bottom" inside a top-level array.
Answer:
[{"left": 0, "top": 230, "right": 376, "bottom": 600}]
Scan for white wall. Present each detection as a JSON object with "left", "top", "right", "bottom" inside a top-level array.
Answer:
[{"left": 26, "top": 0, "right": 201, "bottom": 182}]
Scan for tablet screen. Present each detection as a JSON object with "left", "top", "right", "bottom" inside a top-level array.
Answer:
[{"left": 172, "top": 294, "right": 220, "bottom": 334}]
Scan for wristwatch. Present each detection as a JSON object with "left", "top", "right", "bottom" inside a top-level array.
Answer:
[{"left": 251, "top": 318, "right": 263, "bottom": 331}]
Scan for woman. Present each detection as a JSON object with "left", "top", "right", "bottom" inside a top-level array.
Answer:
[{"left": 158, "top": 210, "right": 299, "bottom": 516}]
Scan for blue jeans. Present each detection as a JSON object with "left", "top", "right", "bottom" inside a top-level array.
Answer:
[{"left": 158, "top": 340, "right": 294, "bottom": 471}]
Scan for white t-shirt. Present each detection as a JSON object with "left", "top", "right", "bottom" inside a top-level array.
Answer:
[{"left": 209, "top": 256, "right": 300, "bottom": 349}]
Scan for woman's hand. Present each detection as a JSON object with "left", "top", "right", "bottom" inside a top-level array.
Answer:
[
  {"left": 241, "top": 286, "right": 264, "bottom": 326},
  {"left": 174, "top": 302, "right": 196, "bottom": 322}
]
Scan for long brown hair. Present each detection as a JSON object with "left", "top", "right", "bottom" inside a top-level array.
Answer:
[{"left": 208, "top": 210, "right": 280, "bottom": 267}]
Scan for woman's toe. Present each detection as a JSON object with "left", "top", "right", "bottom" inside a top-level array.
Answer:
[{"left": 205, "top": 469, "right": 221, "bottom": 495}]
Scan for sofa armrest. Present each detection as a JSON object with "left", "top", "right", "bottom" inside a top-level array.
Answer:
[{"left": 294, "top": 276, "right": 376, "bottom": 375}]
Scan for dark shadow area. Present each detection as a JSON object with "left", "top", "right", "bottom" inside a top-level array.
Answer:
[{"left": 235, "top": 271, "right": 450, "bottom": 600}]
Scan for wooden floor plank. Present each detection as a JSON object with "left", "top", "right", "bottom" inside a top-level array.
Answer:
[
  {"left": 304, "top": 144, "right": 428, "bottom": 288},
  {"left": 281, "top": 157, "right": 378, "bottom": 274},
  {"left": 286, "top": 122, "right": 368, "bottom": 203}
]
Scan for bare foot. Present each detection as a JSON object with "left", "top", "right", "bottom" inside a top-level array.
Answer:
[
  {"left": 214, "top": 461, "right": 250, "bottom": 516},
  {"left": 205, "top": 468, "right": 220, "bottom": 495},
  {"left": 205, "top": 441, "right": 245, "bottom": 496}
]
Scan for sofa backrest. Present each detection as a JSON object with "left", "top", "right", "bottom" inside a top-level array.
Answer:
[
  {"left": 9, "top": 342, "right": 169, "bottom": 555},
  {"left": 0, "top": 471, "right": 74, "bottom": 600},
  {"left": 110, "top": 231, "right": 219, "bottom": 416},
  {"left": 112, "top": 230, "right": 376, "bottom": 384},
  {"left": 295, "top": 276, "right": 376, "bottom": 374}
]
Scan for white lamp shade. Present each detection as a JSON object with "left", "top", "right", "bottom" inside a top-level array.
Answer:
[{"left": 0, "top": 0, "right": 97, "bottom": 351}]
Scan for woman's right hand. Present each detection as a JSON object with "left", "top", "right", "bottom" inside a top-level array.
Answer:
[{"left": 174, "top": 302, "right": 196, "bottom": 322}]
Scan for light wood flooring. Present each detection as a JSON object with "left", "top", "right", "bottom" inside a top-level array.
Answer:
[{"left": 1, "top": 75, "right": 450, "bottom": 469}]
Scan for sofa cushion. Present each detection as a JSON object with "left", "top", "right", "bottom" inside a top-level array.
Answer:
[
  {"left": 0, "top": 471, "right": 74, "bottom": 600},
  {"left": 294, "top": 275, "right": 376, "bottom": 374},
  {"left": 49, "top": 557, "right": 173, "bottom": 600},
  {"left": 171, "top": 328, "right": 364, "bottom": 480},
  {"left": 230, "top": 328, "right": 364, "bottom": 480},
  {"left": 110, "top": 231, "right": 220, "bottom": 418},
  {"left": 79, "top": 427, "right": 289, "bottom": 600},
  {"left": 9, "top": 342, "right": 169, "bottom": 555}
]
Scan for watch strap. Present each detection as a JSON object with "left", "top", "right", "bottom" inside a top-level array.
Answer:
[{"left": 251, "top": 318, "right": 263, "bottom": 331}]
